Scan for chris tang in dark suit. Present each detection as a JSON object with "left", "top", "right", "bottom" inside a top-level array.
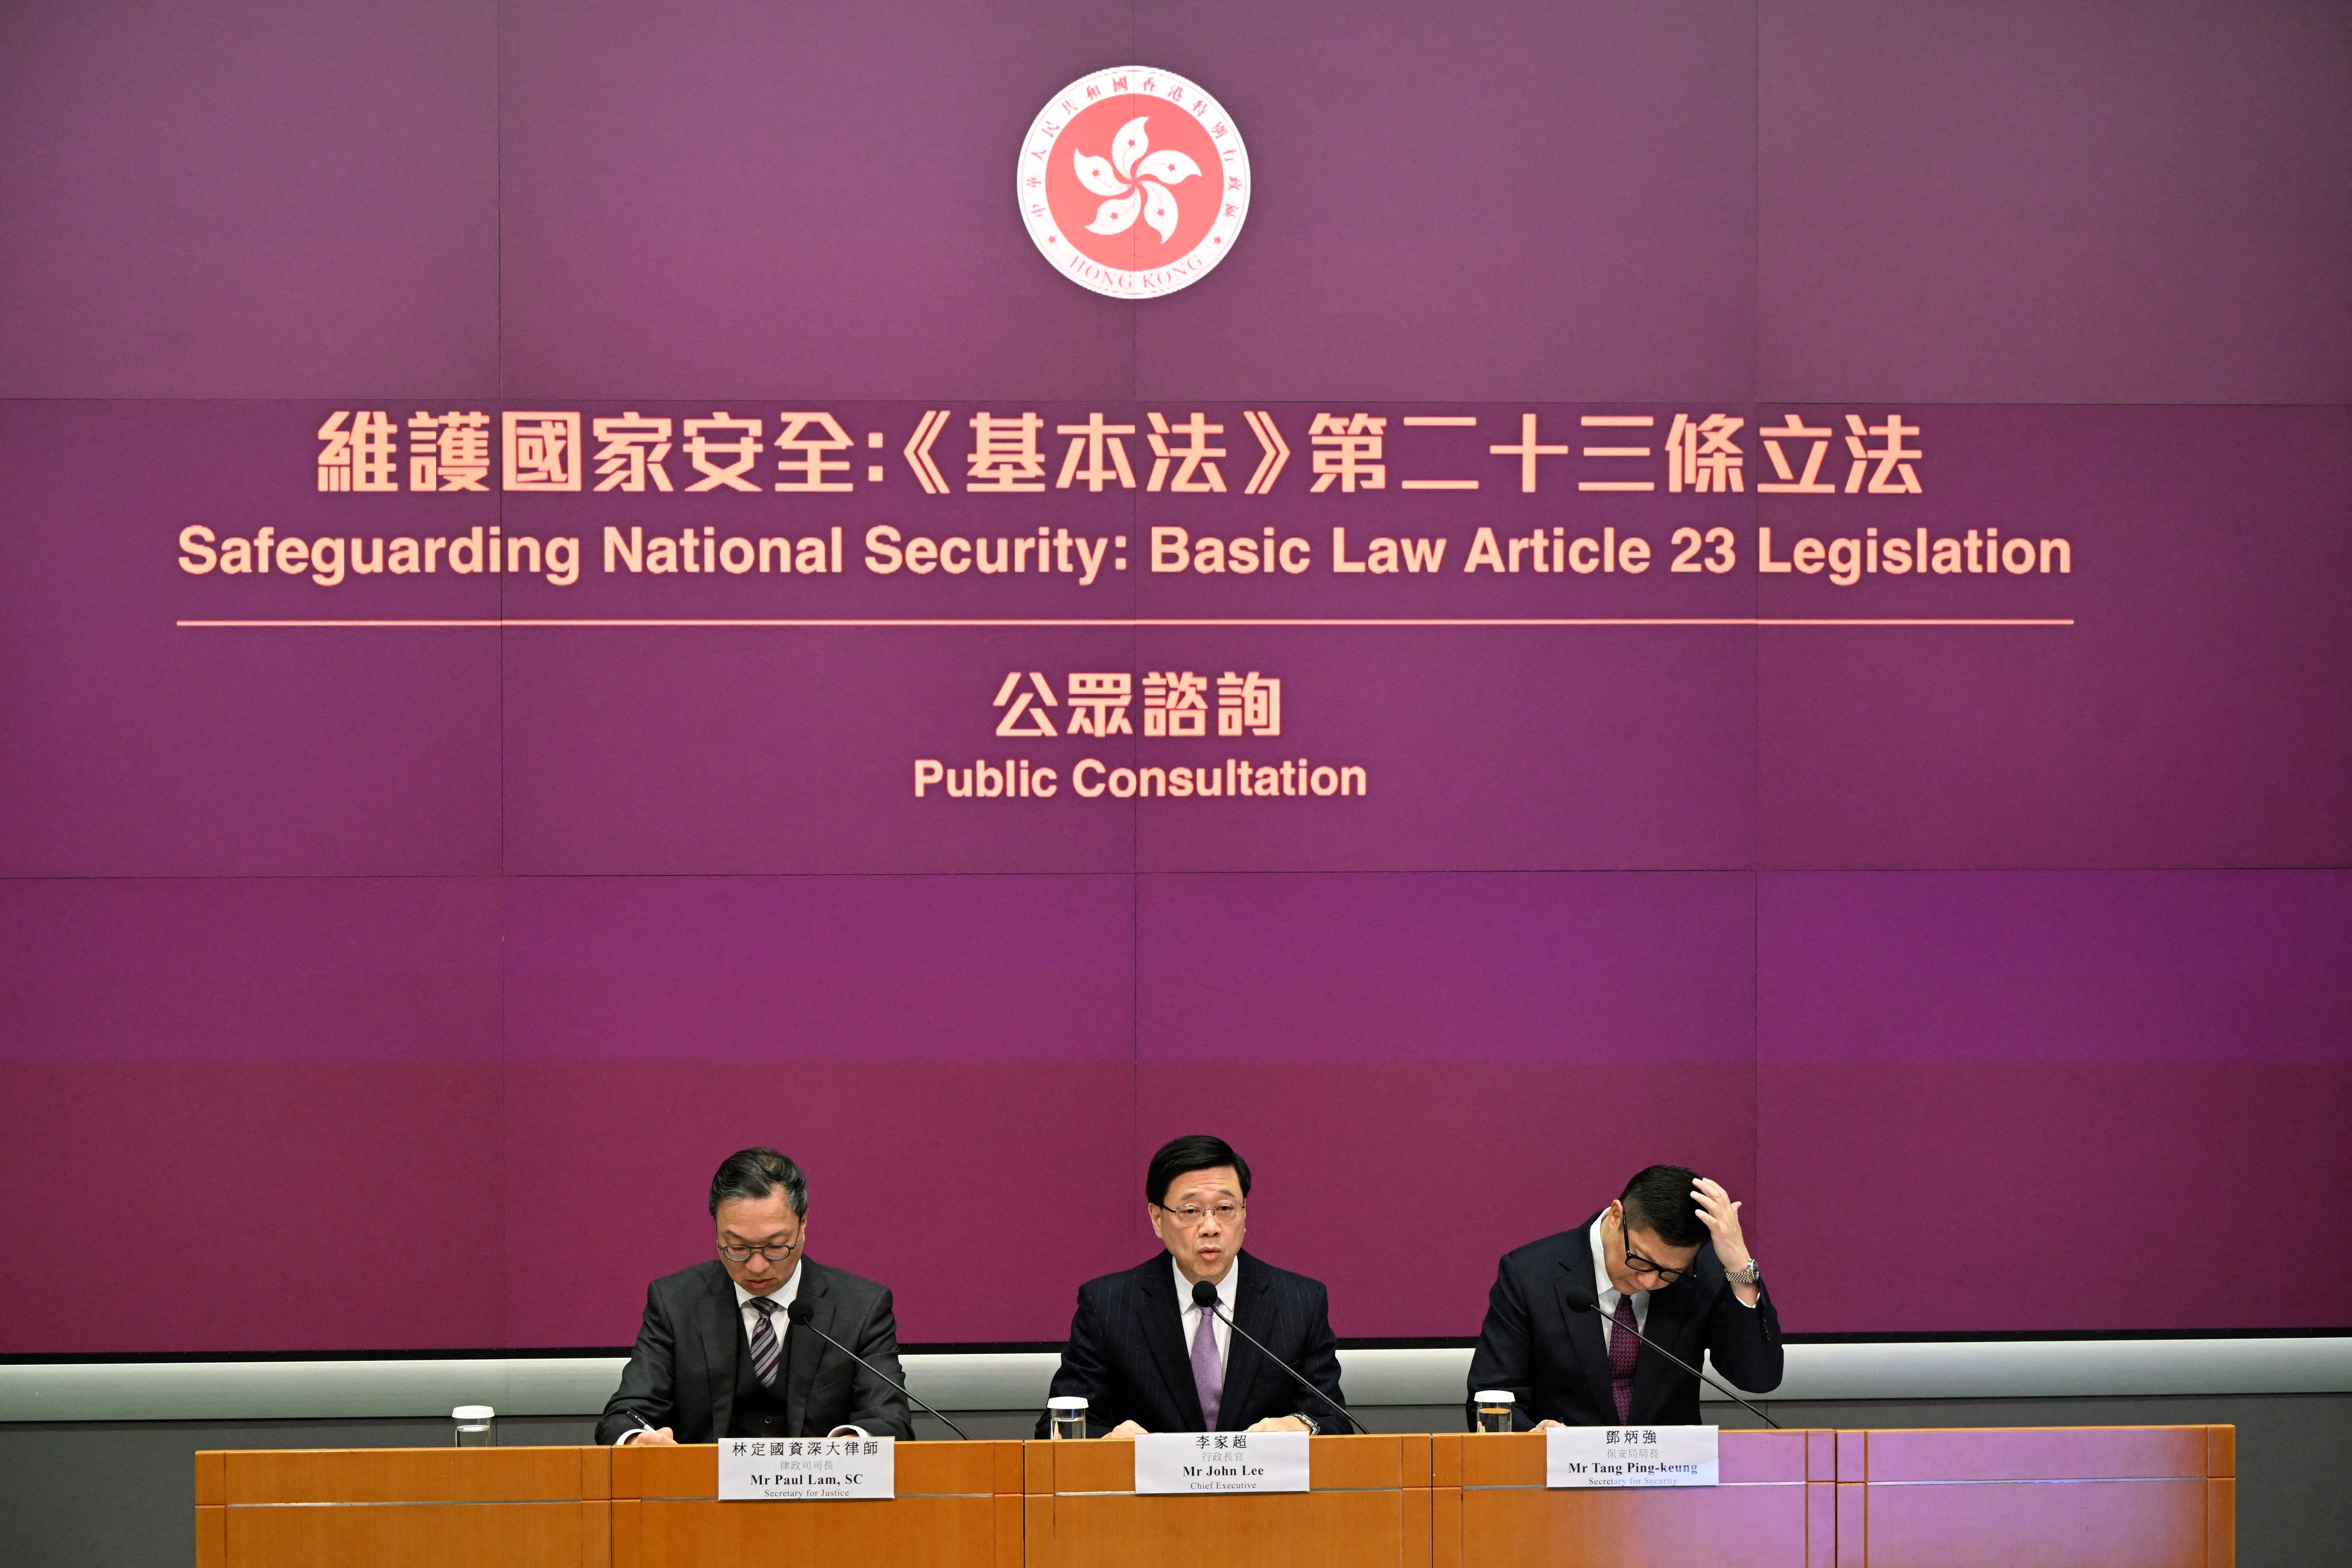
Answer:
[
  {"left": 1466, "top": 1166, "right": 1783, "bottom": 1429},
  {"left": 1038, "top": 1134, "right": 1352, "bottom": 1438},
  {"left": 598, "top": 1147, "right": 912, "bottom": 1446}
]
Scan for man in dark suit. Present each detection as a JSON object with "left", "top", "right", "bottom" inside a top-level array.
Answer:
[
  {"left": 1038, "top": 1134, "right": 1352, "bottom": 1438},
  {"left": 1466, "top": 1165, "right": 1782, "bottom": 1428},
  {"left": 597, "top": 1147, "right": 912, "bottom": 1445}
]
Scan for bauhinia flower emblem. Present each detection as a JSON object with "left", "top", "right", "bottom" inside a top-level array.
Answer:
[{"left": 1074, "top": 116, "right": 1203, "bottom": 244}]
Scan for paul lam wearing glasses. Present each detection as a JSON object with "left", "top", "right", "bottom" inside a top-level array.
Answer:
[{"left": 597, "top": 1147, "right": 913, "bottom": 1446}]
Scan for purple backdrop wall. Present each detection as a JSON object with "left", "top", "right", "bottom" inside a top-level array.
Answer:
[{"left": 2, "top": 1, "right": 2347, "bottom": 1354}]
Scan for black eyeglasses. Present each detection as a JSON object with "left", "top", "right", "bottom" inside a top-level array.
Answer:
[
  {"left": 1622, "top": 1228, "right": 1690, "bottom": 1286},
  {"left": 718, "top": 1238, "right": 799, "bottom": 1264}
]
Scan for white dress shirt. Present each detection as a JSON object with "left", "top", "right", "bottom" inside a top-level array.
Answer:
[
  {"left": 1174, "top": 1256, "right": 1237, "bottom": 1373},
  {"left": 1588, "top": 1216, "right": 1650, "bottom": 1352}
]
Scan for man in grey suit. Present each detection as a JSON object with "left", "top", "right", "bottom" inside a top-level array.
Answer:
[{"left": 598, "top": 1147, "right": 913, "bottom": 1444}]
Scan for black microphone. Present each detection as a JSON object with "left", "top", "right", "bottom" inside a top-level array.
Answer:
[
  {"left": 1561, "top": 1285, "right": 1781, "bottom": 1430},
  {"left": 784, "top": 1298, "right": 971, "bottom": 1441},
  {"left": 1192, "top": 1279, "right": 1363, "bottom": 1436}
]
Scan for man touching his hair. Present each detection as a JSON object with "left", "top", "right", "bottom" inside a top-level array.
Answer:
[{"left": 1466, "top": 1165, "right": 1782, "bottom": 1428}]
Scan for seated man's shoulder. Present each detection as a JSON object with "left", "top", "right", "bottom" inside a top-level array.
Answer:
[
  {"left": 1074, "top": 1256, "right": 1163, "bottom": 1304},
  {"left": 648, "top": 1257, "right": 731, "bottom": 1296},
  {"left": 804, "top": 1259, "right": 894, "bottom": 1302},
  {"left": 1498, "top": 1227, "right": 1586, "bottom": 1274},
  {"left": 1239, "top": 1253, "right": 1329, "bottom": 1298}
]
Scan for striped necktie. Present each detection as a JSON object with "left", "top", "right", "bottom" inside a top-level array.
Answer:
[{"left": 747, "top": 1296, "right": 782, "bottom": 1387}]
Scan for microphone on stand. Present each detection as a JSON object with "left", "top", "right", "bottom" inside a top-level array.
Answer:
[
  {"left": 1192, "top": 1280, "right": 1363, "bottom": 1435},
  {"left": 783, "top": 1298, "right": 971, "bottom": 1441},
  {"left": 1561, "top": 1286, "right": 1781, "bottom": 1430}
]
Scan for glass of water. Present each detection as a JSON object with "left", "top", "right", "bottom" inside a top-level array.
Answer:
[
  {"left": 452, "top": 1404, "right": 496, "bottom": 1447},
  {"left": 1047, "top": 1396, "right": 1088, "bottom": 1441},
  {"left": 1474, "top": 1390, "right": 1515, "bottom": 1434}
]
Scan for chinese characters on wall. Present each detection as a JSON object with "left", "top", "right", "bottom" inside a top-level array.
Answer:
[
  {"left": 312, "top": 407, "right": 1926, "bottom": 499},
  {"left": 176, "top": 403, "right": 2076, "bottom": 591}
]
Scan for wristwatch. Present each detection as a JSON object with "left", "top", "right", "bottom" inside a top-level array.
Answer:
[
  {"left": 1297, "top": 1414, "right": 1322, "bottom": 1434},
  {"left": 1725, "top": 1257, "right": 1762, "bottom": 1288}
]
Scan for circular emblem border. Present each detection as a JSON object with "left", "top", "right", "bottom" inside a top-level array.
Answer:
[{"left": 1017, "top": 66, "right": 1250, "bottom": 300}]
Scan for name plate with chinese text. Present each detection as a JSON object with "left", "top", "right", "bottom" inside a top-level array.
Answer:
[
  {"left": 1133, "top": 1431, "right": 1310, "bottom": 1494},
  {"left": 718, "top": 1434, "right": 895, "bottom": 1501},
  {"left": 1545, "top": 1425, "right": 1718, "bottom": 1488}
]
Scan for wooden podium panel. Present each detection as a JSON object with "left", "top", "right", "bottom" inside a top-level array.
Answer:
[
  {"left": 192, "top": 1423, "right": 2234, "bottom": 1568},
  {"left": 1845, "top": 1425, "right": 2234, "bottom": 1568},
  {"left": 1021, "top": 1434, "right": 1433, "bottom": 1568},
  {"left": 1433, "top": 1429, "right": 1825, "bottom": 1568},
  {"left": 611, "top": 1439, "right": 1022, "bottom": 1568},
  {"left": 195, "top": 1446, "right": 612, "bottom": 1568}
]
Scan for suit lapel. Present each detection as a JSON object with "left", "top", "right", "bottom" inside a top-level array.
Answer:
[
  {"left": 701, "top": 1267, "right": 741, "bottom": 1441},
  {"left": 1136, "top": 1257, "right": 1204, "bottom": 1430},
  {"left": 1559, "top": 1221, "right": 1615, "bottom": 1419},
  {"left": 1216, "top": 1253, "right": 1272, "bottom": 1431},
  {"left": 785, "top": 1262, "right": 829, "bottom": 1436}
]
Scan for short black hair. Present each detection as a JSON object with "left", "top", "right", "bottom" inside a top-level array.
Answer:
[
  {"left": 1146, "top": 1134, "right": 1251, "bottom": 1208},
  {"left": 709, "top": 1147, "right": 809, "bottom": 1219},
  {"left": 1618, "top": 1165, "right": 1706, "bottom": 1250}
]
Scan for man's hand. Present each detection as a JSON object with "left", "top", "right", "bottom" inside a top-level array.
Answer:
[
  {"left": 623, "top": 1426, "right": 677, "bottom": 1446},
  {"left": 1106, "top": 1420, "right": 1148, "bottom": 1439},
  {"left": 1691, "top": 1176, "right": 1758, "bottom": 1304},
  {"left": 1247, "top": 1415, "right": 1312, "bottom": 1434},
  {"left": 1532, "top": 1419, "right": 1565, "bottom": 1433}
]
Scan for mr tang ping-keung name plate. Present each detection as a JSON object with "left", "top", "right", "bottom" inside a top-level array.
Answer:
[
  {"left": 1134, "top": 1431, "right": 1310, "bottom": 1494},
  {"left": 1546, "top": 1425, "right": 1718, "bottom": 1488}
]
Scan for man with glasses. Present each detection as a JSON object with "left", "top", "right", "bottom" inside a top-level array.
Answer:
[
  {"left": 597, "top": 1147, "right": 912, "bottom": 1444},
  {"left": 1037, "top": 1134, "right": 1351, "bottom": 1438},
  {"left": 1464, "top": 1165, "right": 1782, "bottom": 1428}
]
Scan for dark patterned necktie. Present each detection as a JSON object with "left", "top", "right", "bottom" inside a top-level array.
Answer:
[
  {"left": 1609, "top": 1294, "right": 1640, "bottom": 1422},
  {"left": 748, "top": 1296, "right": 782, "bottom": 1387}
]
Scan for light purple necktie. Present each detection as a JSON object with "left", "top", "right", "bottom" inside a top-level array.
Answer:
[{"left": 1190, "top": 1300, "right": 1223, "bottom": 1429}]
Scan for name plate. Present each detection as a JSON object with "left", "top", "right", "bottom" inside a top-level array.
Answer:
[
  {"left": 718, "top": 1435, "right": 895, "bottom": 1501},
  {"left": 1134, "top": 1431, "right": 1311, "bottom": 1494},
  {"left": 1546, "top": 1425, "right": 1718, "bottom": 1488}
]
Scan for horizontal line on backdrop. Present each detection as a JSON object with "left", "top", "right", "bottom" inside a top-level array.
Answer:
[
  {"left": 6, "top": 1339, "right": 2350, "bottom": 1421},
  {"left": 175, "top": 617, "right": 2076, "bottom": 629},
  {"left": 8, "top": 1330, "right": 2335, "bottom": 1366},
  {"left": 13, "top": 1335, "right": 2333, "bottom": 1363}
]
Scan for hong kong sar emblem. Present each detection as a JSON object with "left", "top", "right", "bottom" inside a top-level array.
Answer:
[{"left": 1018, "top": 66, "right": 1250, "bottom": 300}]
